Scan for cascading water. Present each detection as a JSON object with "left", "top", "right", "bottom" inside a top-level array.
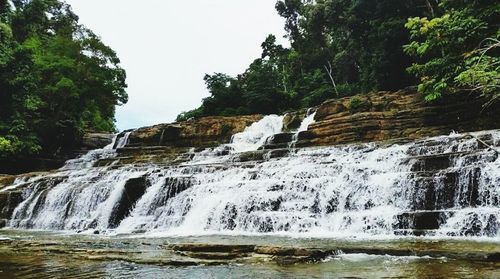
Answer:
[
  {"left": 289, "top": 111, "right": 317, "bottom": 148},
  {"left": 189, "top": 115, "right": 284, "bottom": 164},
  {"left": 5, "top": 115, "right": 500, "bottom": 240},
  {"left": 229, "top": 115, "right": 284, "bottom": 153},
  {"left": 114, "top": 131, "right": 132, "bottom": 149}
]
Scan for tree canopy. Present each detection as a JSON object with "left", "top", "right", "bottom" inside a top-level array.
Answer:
[
  {"left": 178, "top": 0, "right": 499, "bottom": 121},
  {"left": 0, "top": 0, "right": 127, "bottom": 160},
  {"left": 404, "top": 0, "right": 499, "bottom": 102}
]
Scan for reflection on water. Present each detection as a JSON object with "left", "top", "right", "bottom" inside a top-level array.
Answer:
[
  {"left": 0, "top": 231, "right": 498, "bottom": 279},
  {"left": 0, "top": 255, "right": 498, "bottom": 279}
]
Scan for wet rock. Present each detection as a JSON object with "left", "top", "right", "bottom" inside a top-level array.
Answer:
[
  {"left": 283, "top": 110, "right": 307, "bottom": 132},
  {"left": 237, "top": 151, "right": 266, "bottom": 162},
  {"left": 166, "top": 177, "right": 192, "bottom": 198},
  {"left": 266, "top": 149, "right": 290, "bottom": 159},
  {"left": 255, "top": 246, "right": 331, "bottom": 263},
  {"left": 183, "top": 252, "right": 248, "bottom": 260},
  {"left": 108, "top": 176, "right": 149, "bottom": 228},
  {"left": 266, "top": 133, "right": 295, "bottom": 145},
  {"left": 0, "top": 191, "right": 24, "bottom": 220},
  {"left": 220, "top": 204, "right": 238, "bottom": 230},
  {"left": 484, "top": 215, "right": 499, "bottom": 237},
  {"left": 486, "top": 253, "right": 500, "bottom": 262},
  {"left": 170, "top": 244, "right": 256, "bottom": 254},
  {"left": 396, "top": 211, "right": 450, "bottom": 231},
  {"left": 82, "top": 133, "right": 114, "bottom": 150}
]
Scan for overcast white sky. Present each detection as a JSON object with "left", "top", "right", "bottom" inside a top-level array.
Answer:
[{"left": 64, "top": 0, "right": 288, "bottom": 131}]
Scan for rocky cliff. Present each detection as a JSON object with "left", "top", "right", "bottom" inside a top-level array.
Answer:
[
  {"left": 120, "top": 88, "right": 498, "bottom": 151},
  {"left": 127, "top": 115, "right": 263, "bottom": 148},
  {"left": 297, "top": 88, "right": 499, "bottom": 147}
]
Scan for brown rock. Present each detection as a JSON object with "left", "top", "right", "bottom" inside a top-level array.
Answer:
[
  {"left": 299, "top": 88, "right": 500, "bottom": 147},
  {"left": 128, "top": 115, "right": 263, "bottom": 148},
  {"left": 82, "top": 133, "right": 114, "bottom": 150},
  {"left": 0, "top": 175, "right": 15, "bottom": 189}
]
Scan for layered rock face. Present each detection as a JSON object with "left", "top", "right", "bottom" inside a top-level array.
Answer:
[
  {"left": 298, "top": 88, "right": 499, "bottom": 147},
  {"left": 127, "top": 115, "right": 263, "bottom": 148},
  {"left": 103, "top": 115, "right": 263, "bottom": 166},
  {"left": 115, "top": 89, "right": 498, "bottom": 151},
  {"left": 0, "top": 89, "right": 498, "bottom": 238}
]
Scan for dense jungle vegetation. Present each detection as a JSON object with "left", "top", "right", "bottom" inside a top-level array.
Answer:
[
  {"left": 177, "top": 0, "right": 499, "bottom": 121},
  {"left": 0, "top": 0, "right": 127, "bottom": 160},
  {"left": 0, "top": 0, "right": 498, "bottom": 161}
]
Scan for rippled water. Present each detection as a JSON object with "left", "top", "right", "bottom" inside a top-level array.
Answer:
[
  {"left": 0, "top": 230, "right": 498, "bottom": 279},
  {"left": 1, "top": 258, "right": 498, "bottom": 279}
]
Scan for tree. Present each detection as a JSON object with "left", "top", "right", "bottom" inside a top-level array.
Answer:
[
  {"left": 0, "top": 0, "right": 127, "bottom": 160},
  {"left": 404, "top": 0, "right": 499, "bottom": 102}
]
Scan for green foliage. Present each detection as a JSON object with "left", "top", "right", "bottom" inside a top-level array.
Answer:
[
  {"left": 179, "top": 0, "right": 432, "bottom": 120},
  {"left": 0, "top": 0, "right": 127, "bottom": 160},
  {"left": 404, "top": 0, "right": 499, "bottom": 102},
  {"left": 180, "top": 0, "right": 498, "bottom": 119},
  {"left": 455, "top": 38, "right": 500, "bottom": 104}
]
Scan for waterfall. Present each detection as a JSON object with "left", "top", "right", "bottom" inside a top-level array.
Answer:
[
  {"left": 229, "top": 115, "right": 284, "bottom": 153},
  {"left": 189, "top": 115, "right": 284, "bottom": 164},
  {"left": 4, "top": 116, "right": 500, "bottom": 240},
  {"left": 114, "top": 131, "right": 132, "bottom": 149},
  {"left": 290, "top": 111, "right": 316, "bottom": 148}
]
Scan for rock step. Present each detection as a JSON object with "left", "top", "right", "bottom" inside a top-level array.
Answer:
[
  {"left": 407, "top": 150, "right": 498, "bottom": 172},
  {"left": 0, "top": 191, "right": 24, "bottom": 220},
  {"left": 265, "top": 133, "right": 296, "bottom": 145},
  {"left": 396, "top": 210, "right": 451, "bottom": 230},
  {"left": 168, "top": 243, "right": 500, "bottom": 264}
]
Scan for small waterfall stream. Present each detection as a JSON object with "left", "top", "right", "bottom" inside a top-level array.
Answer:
[
  {"left": 4, "top": 116, "right": 500, "bottom": 239},
  {"left": 289, "top": 111, "right": 317, "bottom": 148}
]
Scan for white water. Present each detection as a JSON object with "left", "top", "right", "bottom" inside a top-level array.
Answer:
[
  {"left": 229, "top": 115, "right": 284, "bottom": 153},
  {"left": 115, "top": 132, "right": 131, "bottom": 149},
  {"left": 189, "top": 115, "right": 284, "bottom": 164},
  {"left": 297, "top": 111, "right": 317, "bottom": 134},
  {"left": 290, "top": 111, "right": 317, "bottom": 147},
  {"left": 5, "top": 115, "right": 500, "bottom": 240}
]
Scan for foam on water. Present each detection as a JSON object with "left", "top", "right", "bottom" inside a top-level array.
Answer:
[
  {"left": 4, "top": 115, "right": 500, "bottom": 240},
  {"left": 189, "top": 115, "right": 284, "bottom": 164},
  {"left": 229, "top": 114, "right": 284, "bottom": 153}
]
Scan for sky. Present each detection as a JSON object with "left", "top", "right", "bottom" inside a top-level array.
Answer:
[{"left": 64, "top": 0, "right": 288, "bottom": 131}]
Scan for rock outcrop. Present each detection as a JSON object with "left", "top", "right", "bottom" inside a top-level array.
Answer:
[
  {"left": 127, "top": 115, "right": 263, "bottom": 148},
  {"left": 297, "top": 88, "right": 499, "bottom": 147},
  {"left": 81, "top": 133, "right": 114, "bottom": 151},
  {"left": 119, "top": 89, "right": 498, "bottom": 151},
  {"left": 102, "top": 115, "right": 263, "bottom": 166}
]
